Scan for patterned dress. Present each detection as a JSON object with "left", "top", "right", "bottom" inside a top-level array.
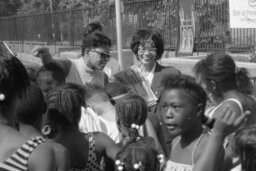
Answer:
[{"left": 70, "top": 133, "right": 104, "bottom": 171}]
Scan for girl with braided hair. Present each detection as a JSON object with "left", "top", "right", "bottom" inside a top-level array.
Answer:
[
  {"left": 44, "top": 86, "right": 120, "bottom": 171},
  {"left": 115, "top": 94, "right": 163, "bottom": 156},
  {"left": 114, "top": 137, "right": 165, "bottom": 171}
]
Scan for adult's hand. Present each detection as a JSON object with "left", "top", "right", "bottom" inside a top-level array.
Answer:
[{"left": 32, "top": 46, "right": 50, "bottom": 58}]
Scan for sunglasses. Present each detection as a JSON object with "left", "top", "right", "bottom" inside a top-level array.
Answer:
[{"left": 90, "top": 49, "right": 111, "bottom": 60}]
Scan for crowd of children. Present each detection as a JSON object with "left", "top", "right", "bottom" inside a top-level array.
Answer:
[{"left": 0, "top": 21, "right": 255, "bottom": 171}]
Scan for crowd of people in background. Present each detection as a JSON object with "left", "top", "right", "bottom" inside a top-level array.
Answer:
[{"left": 0, "top": 21, "right": 255, "bottom": 171}]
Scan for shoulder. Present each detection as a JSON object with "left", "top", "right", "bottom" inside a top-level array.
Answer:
[
  {"left": 28, "top": 141, "right": 56, "bottom": 171},
  {"left": 50, "top": 142, "right": 70, "bottom": 171},
  {"left": 155, "top": 62, "right": 180, "bottom": 75},
  {"left": 213, "top": 99, "right": 242, "bottom": 121},
  {"left": 194, "top": 132, "right": 212, "bottom": 163},
  {"left": 49, "top": 141, "right": 69, "bottom": 157}
]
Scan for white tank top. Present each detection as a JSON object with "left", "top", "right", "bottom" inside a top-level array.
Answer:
[
  {"left": 164, "top": 127, "right": 210, "bottom": 171},
  {"left": 206, "top": 98, "right": 243, "bottom": 119}
]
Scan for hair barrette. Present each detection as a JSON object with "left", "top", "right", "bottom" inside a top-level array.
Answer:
[
  {"left": 131, "top": 123, "right": 140, "bottom": 130},
  {"left": 133, "top": 161, "right": 142, "bottom": 169},
  {"left": 115, "top": 160, "right": 124, "bottom": 171},
  {"left": 157, "top": 154, "right": 165, "bottom": 163},
  {"left": 0, "top": 93, "right": 5, "bottom": 101}
]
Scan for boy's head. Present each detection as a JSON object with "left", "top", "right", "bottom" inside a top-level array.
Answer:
[
  {"left": 160, "top": 74, "right": 207, "bottom": 136},
  {"left": 16, "top": 83, "right": 46, "bottom": 129}
]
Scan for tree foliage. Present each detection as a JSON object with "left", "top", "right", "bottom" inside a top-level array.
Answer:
[{"left": 0, "top": 0, "right": 22, "bottom": 17}]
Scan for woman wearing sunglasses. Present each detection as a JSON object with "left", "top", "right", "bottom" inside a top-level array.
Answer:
[{"left": 33, "top": 31, "right": 111, "bottom": 88}]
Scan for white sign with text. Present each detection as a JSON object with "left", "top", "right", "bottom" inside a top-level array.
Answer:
[{"left": 229, "top": 0, "right": 256, "bottom": 28}]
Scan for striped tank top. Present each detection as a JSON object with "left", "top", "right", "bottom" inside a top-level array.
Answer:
[{"left": 0, "top": 136, "right": 46, "bottom": 171}]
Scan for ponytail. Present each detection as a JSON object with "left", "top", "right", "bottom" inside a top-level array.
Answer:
[
  {"left": 127, "top": 124, "right": 140, "bottom": 144},
  {"left": 236, "top": 67, "right": 253, "bottom": 95}
]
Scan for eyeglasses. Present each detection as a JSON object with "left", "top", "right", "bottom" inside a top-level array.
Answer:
[
  {"left": 138, "top": 47, "right": 157, "bottom": 54},
  {"left": 90, "top": 49, "right": 111, "bottom": 61}
]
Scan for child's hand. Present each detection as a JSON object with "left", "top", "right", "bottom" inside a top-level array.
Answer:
[
  {"left": 32, "top": 46, "right": 49, "bottom": 58},
  {"left": 212, "top": 106, "right": 250, "bottom": 136}
]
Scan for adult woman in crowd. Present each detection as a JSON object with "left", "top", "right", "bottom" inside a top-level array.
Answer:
[
  {"left": 129, "top": 29, "right": 181, "bottom": 155},
  {"left": 0, "top": 55, "right": 55, "bottom": 171},
  {"left": 33, "top": 31, "right": 111, "bottom": 88}
]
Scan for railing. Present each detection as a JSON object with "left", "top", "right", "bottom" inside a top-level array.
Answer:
[{"left": 0, "top": 0, "right": 255, "bottom": 55}]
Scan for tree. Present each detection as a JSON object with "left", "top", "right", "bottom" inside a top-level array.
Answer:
[{"left": 0, "top": 0, "right": 22, "bottom": 17}]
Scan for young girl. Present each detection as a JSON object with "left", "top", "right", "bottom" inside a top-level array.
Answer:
[
  {"left": 160, "top": 74, "right": 219, "bottom": 171},
  {"left": 115, "top": 137, "right": 165, "bottom": 171},
  {"left": 193, "top": 53, "right": 256, "bottom": 170},
  {"left": 193, "top": 53, "right": 256, "bottom": 127},
  {"left": 0, "top": 55, "right": 55, "bottom": 171},
  {"left": 233, "top": 125, "right": 256, "bottom": 171},
  {"left": 16, "top": 83, "right": 69, "bottom": 171},
  {"left": 115, "top": 94, "right": 164, "bottom": 155},
  {"left": 45, "top": 86, "right": 120, "bottom": 170}
]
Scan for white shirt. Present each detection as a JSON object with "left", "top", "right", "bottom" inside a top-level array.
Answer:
[{"left": 139, "top": 63, "right": 156, "bottom": 86}]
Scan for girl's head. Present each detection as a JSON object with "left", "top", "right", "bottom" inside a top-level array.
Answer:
[
  {"left": 36, "top": 64, "right": 65, "bottom": 96},
  {"left": 104, "top": 82, "right": 130, "bottom": 104},
  {"left": 193, "top": 53, "right": 252, "bottom": 104},
  {"left": 234, "top": 125, "right": 256, "bottom": 171},
  {"left": 0, "top": 55, "right": 29, "bottom": 122},
  {"left": 161, "top": 74, "right": 207, "bottom": 137},
  {"left": 115, "top": 137, "right": 163, "bottom": 171},
  {"left": 45, "top": 87, "right": 83, "bottom": 132},
  {"left": 130, "top": 29, "right": 164, "bottom": 65},
  {"left": 115, "top": 94, "right": 147, "bottom": 140}
]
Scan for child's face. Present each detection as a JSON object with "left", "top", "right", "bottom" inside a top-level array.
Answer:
[{"left": 161, "top": 89, "right": 198, "bottom": 137}]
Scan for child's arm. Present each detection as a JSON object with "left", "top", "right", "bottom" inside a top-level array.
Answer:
[
  {"left": 32, "top": 46, "right": 72, "bottom": 78},
  {"left": 95, "top": 132, "right": 120, "bottom": 160},
  {"left": 193, "top": 107, "right": 250, "bottom": 171}
]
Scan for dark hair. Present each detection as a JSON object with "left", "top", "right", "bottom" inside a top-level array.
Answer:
[
  {"left": 26, "top": 66, "right": 40, "bottom": 83},
  {"left": 193, "top": 53, "right": 252, "bottom": 95},
  {"left": 104, "top": 82, "right": 130, "bottom": 104},
  {"left": 81, "top": 21, "right": 103, "bottom": 56},
  {"left": 36, "top": 65, "right": 65, "bottom": 95},
  {"left": 16, "top": 83, "right": 46, "bottom": 125},
  {"left": 130, "top": 29, "right": 164, "bottom": 61},
  {"left": 82, "top": 31, "right": 111, "bottom": 54},
  {"left": 115, "top": 137, "right": 161, "bottom": 171},
  {"left": 234, "top": 125, "right": 256, "bottom": 171},
  {"left": 45, "top": 87, "right": 83, "bottom": 131},
  {"left": 161, "top": 74, "right": 208, "bottom": 122},
  {"left": 115, "top": 95, "right": 147, "bottom": 141},
  {"left": 0, "top": 55, "right": 29, "bottom": 115},
  {"left": 61, "top": 83, "right": 86, "bottom": 107}
]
